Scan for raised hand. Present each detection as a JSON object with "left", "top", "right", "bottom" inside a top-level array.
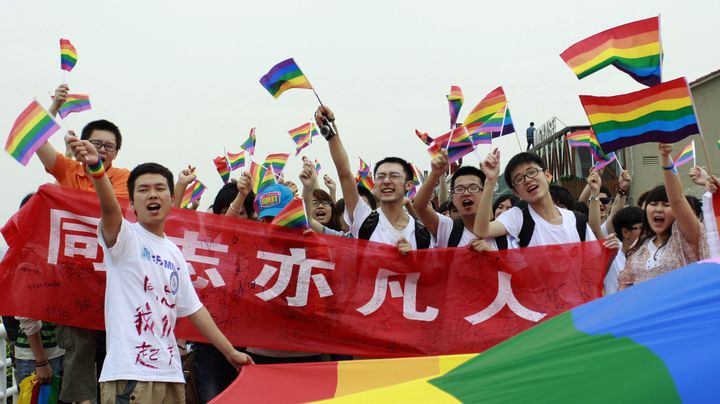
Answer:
[
  {"left": 178, "top": 165, "right": 197, "bottom": 186},
  {"left": 689, "top": 166, "right": 708, "bottom": 187},
  {"left": 618, "top": 170, "right": 632, "bottom": 192},
  {"left": 65, "top": 132, "right": 99, "bottom": 165},
  {"left": 658, "top": 143, "right": 673, "bottom": 158},
  {"left": 430, "top": 150, "right": 449, "bottom": 176},
  {"left": 323, "top": 174, "right": 336, "bottom": 194},
  {"left": 482, "top": 148, "right": 501, "bottom": 182},
  {"left": 314, "top": 105, "right": 335, "bottom": 127},
  {"left": 298, "top": 161, "right": 317, "bottom": 188},
  {"left": 236, "top": 171, "right": 252, "bottom": 195},
  {"left": 587, "top": 170, "right": 602, "bottom": 194}
]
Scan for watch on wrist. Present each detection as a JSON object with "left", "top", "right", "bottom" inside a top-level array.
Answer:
[{"left": 617, "top": 188, "right": 628, "bottom": 197}]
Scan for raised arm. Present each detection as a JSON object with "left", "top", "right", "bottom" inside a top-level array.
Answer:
[
  {"left": 299, "top": 161, "right": 325, "bottom": 233},
  {"left": 226, "top": 172, "right": 252, "bottom": 218},
  {"left": 586, "top": 170, "right": 604, "bottom": 239},
  {"left": 660, "top": 143, "right": 700, "bottom": 247},
  {"left": 473, "top": 148, "right": 508, "bottom": 238},
  {"left": 66, "top": 134, "right": 122, "bottom": 247},
  {"left": 412, "top": 150, "right": 448, "bottom": 236},
  {"left": 172, "top": 165, "right": 196, "bottom": 209},
  {"left": 35, "top": 84, "right": 71, "bottom": 171},
  {"left": 604, "top": 170, "right": 632, "bottom": 234},
  {"left": 315, "top": 106, "right": 360, "bottom": 221},
  {"left": 323, "top": 174, "right": 337, "bottom": 202}
]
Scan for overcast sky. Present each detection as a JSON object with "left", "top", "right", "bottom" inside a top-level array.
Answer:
[{"left": 1, "top": 0, "right": 719, "bottom": 221}]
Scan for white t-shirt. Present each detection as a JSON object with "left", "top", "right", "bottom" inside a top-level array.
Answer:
[
  {"left": 346, "top": 198, "right": 421, "bottom": 250},
  {"left": 604, "top": 250, "right": 626, "bottom": 294},
  {"left": 434, "top": 213, "right": 498, "bottom": 250},
  {"left": 98, "top": 219, "right": 203, "bottom": 383},
  {"left": 497, "top": 206, "right": 596, "bottom": 247}
]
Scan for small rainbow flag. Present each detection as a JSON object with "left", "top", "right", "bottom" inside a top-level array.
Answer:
[
  {"left": 259, "top": 58, "right": 313, "bottom": 98},
  {"left": 257, "top": 164, "right": 276, "bottom": 194},
  {"left": 592, "top": 151, "right": 618, "bottom": 171},
  {"left": 310, "top": 123, "right": 320, "bottom": 138},
  {"left": 181, "top": 180, "right": 206, "bottom": 208},
  {"left": 213, "top": 156, "right": 231, "bottom": 183},
  {"left": 249, "top": 161, "right": 262, "bottom": 194},
  {"left": 227, "top": 151, "right": 245, "bottom": 171},
  {"left": 406, "top": 164, "right": 422, "bottom": 199},
  {"left": 356, "top": 158, "right": 374, "bottom": 190},
  {"left": 566, "top": 129, "right": 595, "bottom": 148},
  {"left": 561, "top": 16, "right": 662, "bottom": 86},
  {"left": 315, "top": 159, "right": 322, "bottom": 174},
  {"left": 463, "top": 86, "right": 507, "bottom": 135},
  {"left": 415, "top": 129, "right": 434, "bottom": 146},
  {"left": 358, "top": 158, "right": 371, "bottom": 175},
  {"left": 495, "top": 107, "right": 516, "bottom": 138},
  {"left": 580, "top": 77, "right": 699, "bottom": 153},
  {"left": 241, "top": 128, "right": 256, "bottom": 156},
  {"left": 58, "top": 94, "right": 91, "bottom": 119},
  {"left": 471, "top": 132, "right": 492, "bottom": 145},
  {"left": 60, "top": 38, "right": 78, "bottom": 72},
  {"left": 288, "top": 123, "right": 313, "bottom": 155},
  {"left": 263, "top": 153, "right": 290, "bottom": 176},
  {"left": 428, "top": 126, "right": 474, "bottom": 163},
  {"left": 673, "top": 140, "right": 695, "bottom": 168},
  {"left": 5, "top": 100, "right": 61, "bottom": 166},
  {"left": 270, "top": 198, "right": 308, "bottom": 229},
  {"left": 447, "top": 85, "right": 464, "bottom": 128}
]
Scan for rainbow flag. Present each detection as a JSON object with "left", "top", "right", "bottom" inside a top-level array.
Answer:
[
  {"left": 60, "top": 38, "right": 78, "bottom": 72},
  {"left": 219, "top": 258, "right": 720, "bottom": 403},
  {"left": 497, "top": 107, "right": 516, "bottom": 137},
  {"left": 579, "top": 77, "right": 699, "bottom": 153},
  {"left": 227, "top": 151, "right": 245, "bottom": 171},
  {"left": 447, "top": 85, "right": 464, "bottom": 128},
  {"left": 474, "top": 106, "right": 506, "bottom": 134},
  {"left": 180, "top": 180, "right": 206, "bottom": 208},
  {"left": 213, "top": 156, "right": 231, "bottom": 183},
  {"left": 241, "top": 127, "right": 256, "bottom": 156},
  {"left": 270, "top": 198, "right": 308, "bottom": 229},
  {"left": 310, "top": 123, "right": 320, "bottom": 139},
  {"left": 288, "top": 123, "right": 313, "bottom": 155},
  {"left": 560, "top": 16, "right": 662, "bottom": 86},
  {"left": 249, "top": 161, "right": 262, "bottom": 194},
  {"left": 592, "top": 151, "right": 617, "bottom": 171},
  {"left": 358, "top": 158, "right": 371, "bottom": 175},
  {"left": 428, "top": 126, "right": 474, "bottom": 163},
  {"left": 259, "top": 58, "right": 313, "bottom": 98},
  {"left": 463, "top": 87, "right": 507, "bottom": 135},
  {"left": 5, "top": 100, "right": 61, "bottom": 166},
  {"left": 415, "top": 129, "right": 434, "bottom": 146},
  {"left": 315, "top": 159, "right": 322, "bottom": 174},
  {"left": 673, "top": 140, "right": 695, "bottom": 168},
  {"left": 57, "top": 94, "right": 91, "bottom": 119},
  {"left": 256, "top": 164, "right": 276, "bottom": 194},
  {"left": 470, "top": 132, "right": 492, "bottom": 145},
  {"left": 356, "top": 172, "right": 375, "bottom": 191},
  {"left": 406, "top": 164, "right": 422, "bottom": 199},
  {"left": 263, "top": 153, "right": 290, "bottom": 176},
  {"left": 566, "top": 129, "right": 595, "bottom": 148}
]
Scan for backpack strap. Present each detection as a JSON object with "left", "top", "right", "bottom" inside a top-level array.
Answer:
[
  {"left": 447, "top": 218, "right": 466, "bottom": 248},
  {"left": 414, "top": 220, "right": 432, "bottom": 250},
  {"left": 517, "top": 206, "right": 536, "bottom": 248},
  {"left": 358, "top": 211, "right": 380, "bottom": 240},
  {"left": 574, "top": 211, "right": 588, "bottom": 242},
  {"left": 495, "top": 235, "right": 509, "bottom": 250}
]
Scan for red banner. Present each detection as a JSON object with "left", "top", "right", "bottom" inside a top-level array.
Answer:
[{"left": 0, "top": 185, "right": 612, "bottom": 357}]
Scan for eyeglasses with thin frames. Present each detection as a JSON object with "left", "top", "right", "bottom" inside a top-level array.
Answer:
[
  {"left": 452, "top": 184, "right": 484, "bottom": 194},
  {"left": 511, "top": 167, "right": 541, "bottom": 187},
  {"left": 89, "top": 140, "right": 118, "bottom": 152}
]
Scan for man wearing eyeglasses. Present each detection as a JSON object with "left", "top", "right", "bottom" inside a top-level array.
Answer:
[
  {"left": 413, "top": 150, "right": 497, "bottom": 249},
  {"left": 35, "top": 84, "right": 130, "bottom": 199}
]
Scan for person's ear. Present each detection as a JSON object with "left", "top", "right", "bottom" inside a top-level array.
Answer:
[
  {"left": 545, "top": 170, "right": 553, "bottom": 183},
  {"left": 405, "top": 181, "right": 413, "bottom": 192}
]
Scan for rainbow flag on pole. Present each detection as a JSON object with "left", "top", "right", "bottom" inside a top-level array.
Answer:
[
  {"left": 241, "top": 127, "right": 256, "bottom": 156},
  {"left": 180, "top": 180, "right": 206, "bottom": 208},
  {"left": 592, "top": 151, "right": 617, "bottom": 171},
  {"left": 288, "top": 123, "right": 313, "bottom": 155},
  {"left": 58, "top": 94, "right": 91, "bottom": 119},
  {"left": 415, "top": 129, "right": 434, "bottom": 146},
  {"left": 256, "top": 164, "right": 276, "bottom": 194},
  {"left": 447, "top": 85, "right": 464, "bottom": 128},
  {"left": 263, "top": 153, "right": 290, "bottom": 176},
  {"left": 673, "top": 140, "right": 695, "bottom": 168},
  {"left": 497, "top": 107, "right": 516, "bottom": 137},
  {"left": 463, "top": 87, "right": 507, "bottom": 135},
  {"left": 259, "top": 58, "right": 313, "bottom": 98},
  {"left": 428, "top": 126, "right": 474, "bottom": 163},
  {"left": 213, "top": 156, "right": 231, "bottom": 183},
  {"left": 60, "top": 38, "right": 78, "bottom": 71},
  {"left": 356, "top": 158, "right": 374, "bottom": 191},
  {"left": 314, "top": 159, "right": 322, "bottom": 174},
  {"left": 560, "top": 16, "right": 662, "bottom": 86},
  {"left": 580, "top": 77, "right": 699, "bottom": 153},
  {"left": 218, "top": 258, "right": 720, "bottom": 403},
  {"left": 270, "top": 198, "right": 308, "bottom": 229},
  {"left": 227, "top": 151, "right": 245, "bottom": 171},
  {"left": 249, "top": 161, "right": 262, "bottom": 194},
  {"left": 566, "top": 129, "right": 595, "bottom": 148},
  {"left": 5, "top": 100, "right": 61, "bottom": 166}
]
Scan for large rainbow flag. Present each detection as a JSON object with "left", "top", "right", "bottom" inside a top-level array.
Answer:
[
  {"left": 60, "top": 38, "right": 78, "bottom": 72},
  {"left": 579, "top": 77, "right": 699, "bottom": 153},
  {"left": 259, "top": 58, "right": 313, "bottom": 98},
  {"left": 57, "top": 94, "right": 91, "bottom": 119},
  {"left": 5, "top": 100, "right": 61, "bottom": 166},
  {"left": 463, "top": 87, "right": 507, "bottom": 135},
  {"left": 560, "top": 16, "right": 662, "bottom": 86},
  {"left": 216, "top": 258, "right": 720, "bottom": 403}
]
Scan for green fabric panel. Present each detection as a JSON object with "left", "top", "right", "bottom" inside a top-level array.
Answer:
[{"left": 429, "top": 312, "right": 681, "bottom": 403}]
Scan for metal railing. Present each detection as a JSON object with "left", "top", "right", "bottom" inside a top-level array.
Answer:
[{"left": 0, "top": 323, "right": 18, "bottom": 403}]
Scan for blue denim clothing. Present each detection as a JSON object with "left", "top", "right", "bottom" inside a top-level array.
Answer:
[{"left": 14, "top": 355, "right": 64, "bottom": 384}]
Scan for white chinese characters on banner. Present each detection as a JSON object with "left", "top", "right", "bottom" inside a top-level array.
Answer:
[
  {"left": 357, "top": 268, "right": 439, "bottom": 322},
  {"left": 464, "top": 271, "right": 546, "bottom": 325},
  {"left": 168, "top": 230, "right": 229, "bottom": 289}
]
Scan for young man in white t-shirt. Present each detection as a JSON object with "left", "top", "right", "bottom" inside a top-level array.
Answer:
[
  {"left": 315, "top": 105, "right": 430, "bottom": 252},
  {"left": 412, "top": 150, "right": 496, "bottom": 250},
  {"left": 474, "top": 149, "right": 618, "bottom": 250},
  {"left": 65, "top": 135, "right": 252, "bottom": 403}
]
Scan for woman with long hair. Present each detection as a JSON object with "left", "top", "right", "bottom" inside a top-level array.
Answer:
[{"left": 619, "top": 144, "right": 709, "bottom": 290}]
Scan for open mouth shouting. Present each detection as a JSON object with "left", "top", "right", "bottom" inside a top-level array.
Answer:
[{"left": 147, "top": 202, "right": 162, "bottom": 213}]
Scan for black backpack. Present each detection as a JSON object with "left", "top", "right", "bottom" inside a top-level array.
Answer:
[
  {"left": 448, "top": 218, "right": 467, "bottom": 248},
  {"left": 358, "top": 211, "right": 432, "bottom": 250},
  {"left": 495, "top": 206, "right": 588, "bottom": 249}
]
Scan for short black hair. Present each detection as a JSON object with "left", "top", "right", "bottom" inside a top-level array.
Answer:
[
  {"left": 212, "top": 182, "right": 256, "bottom": 218},
  {"left": 81, "top": 120, "right": 122, "bottom": 150},
  {"left": 492, "top": 193, "right": 519, "bottom": 213},
  {"left": 599, "top": 186, "right": 611, "bottom": 197},
  {"left": 504, "top": 152, "right": 547, "bottom": 189},
  {"left": 437, "top": 200, "right": 451, "bottom": 214},
  {"left": 374, "top": 157, "right": 413, "bottom": 183},
  {"left": 20, "top": 193, "right": 34, "bottom": 208},
  {"left": 549, "top": 185, "right": 575, "bottom": 210},
  {"left": 530, "top": 122, "right": 535, "bottom": 126},
  {"left": 612, "top": 206, "right": 643, "bottom": 242},
  {"left": 127, "top": 163, "right": 174, "bottom": 201},
  {"left": 686, "top": 195, "right": 702, "bottom": 220},
  {"left": 357, "top": 185, "right": 377, "bottom": 210},
  {"left": 573, "top": 201, "right": 589, "bottom": 216},
  {"left": 450, "top": 166, "right": 486, "bottom": 190}
]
